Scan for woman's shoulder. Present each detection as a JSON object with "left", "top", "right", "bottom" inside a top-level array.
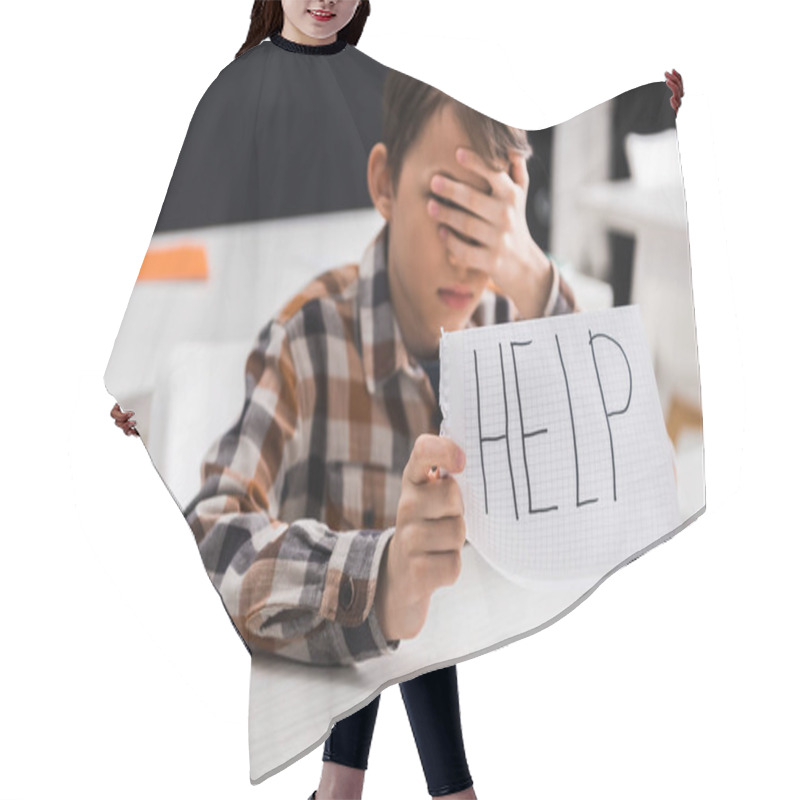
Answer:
[
  {"left": 200, "top": 40, "right": 272, "bottom": 103},
  {"left": 219, "top": 38, "right": 272, "bottom": 77}
]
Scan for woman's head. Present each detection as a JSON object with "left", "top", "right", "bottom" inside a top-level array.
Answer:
[{"left": 237, "top": 0, "right": 370, "bottom": 58}]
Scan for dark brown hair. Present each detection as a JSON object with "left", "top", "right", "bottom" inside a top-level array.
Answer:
[
  {"left": 236, "top": 1, "right": 371, "bottom": 59},
  {"left": 381, "top": 70, "right": 533, "bottom": 194}
]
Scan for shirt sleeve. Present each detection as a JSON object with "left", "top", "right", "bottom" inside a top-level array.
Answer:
[
  {"left": 183, "top": 318, "right": 400, "bottom": 666},
  {"left": 507, "top": 258, "right": 580, "bottom": 322},
  {"left": 543, "top": 258, "right": 580, "bottom": 316}
]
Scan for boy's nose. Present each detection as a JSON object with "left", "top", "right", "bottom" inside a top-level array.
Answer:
[{"left": 446, "top": 255, "right": 475, "bottom": 282}]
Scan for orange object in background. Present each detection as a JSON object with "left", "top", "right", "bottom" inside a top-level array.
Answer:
[
  {"left": 136, "top": 244, "right": 208, "bottom": 281},
  {"left": 666, "top": 393, "right": 703, "bottom": 447}
]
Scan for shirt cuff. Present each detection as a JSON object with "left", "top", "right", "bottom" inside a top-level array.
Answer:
[
  {"left": 320, "top": 526, "right": 395, "bottom": 627},
  {"left": 541, "top": 258, "right": 561, "bottom": 317},
  {"left": 318, "top": 525, "right": 400, "bottom": 661}
]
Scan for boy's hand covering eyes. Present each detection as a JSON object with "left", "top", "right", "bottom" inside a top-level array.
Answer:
[
  {"left": 374, "top": 434, "right": 467, "bottom": 642},
  {"left": 428, "top": 146, "right": 554, "bottom": 318}
]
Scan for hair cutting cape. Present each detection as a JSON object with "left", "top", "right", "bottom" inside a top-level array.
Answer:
[{"left": 104, "top": 33, "right": 704, "bottom": 783}]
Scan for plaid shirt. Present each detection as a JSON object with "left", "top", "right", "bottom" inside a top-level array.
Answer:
[{"left": 184, "top": 222, "right": 577, "bottom": 665}]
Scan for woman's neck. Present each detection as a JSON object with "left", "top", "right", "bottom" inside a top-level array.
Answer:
[
  {"left": 270, "top": 30, "right": 347, "bottom": 55},
  {"left": 280, "top": 19, "right": 337, "bottom": 47}
]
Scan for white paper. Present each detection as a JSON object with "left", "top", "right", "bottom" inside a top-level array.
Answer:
[{"left": 439, "top": 305, "right": 680, "bottom": 584}]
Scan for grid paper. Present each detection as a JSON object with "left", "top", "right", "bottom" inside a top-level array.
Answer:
[{"left": 439, "top": 305, "right": 681, "bottom": 584}]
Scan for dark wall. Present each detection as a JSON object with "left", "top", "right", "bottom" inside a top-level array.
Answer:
[{"left": 609, "top": 82, "right": 677, "bottom": 305}]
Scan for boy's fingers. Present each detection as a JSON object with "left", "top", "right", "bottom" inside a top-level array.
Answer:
[
  {"left": 407, "top": 518, "right": 465, "bottom": 564},
  {"left": 419, "top": 548, "right": 463, "bottom": 593},
  {"left": 406, "top": 435, "right": 466, "bottom": 485},
  {"left": 415, "top": 471, "right": 465, "bottom": 523}
]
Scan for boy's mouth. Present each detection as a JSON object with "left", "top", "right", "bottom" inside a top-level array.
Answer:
[
  {"left": 439, "top": 285, "right": 473, "bottom": 298},
  {"left": 438, "top": 287, "right": 474, "bottom": 310}
]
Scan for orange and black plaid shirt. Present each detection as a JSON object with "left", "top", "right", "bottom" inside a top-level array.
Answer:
[{"left": 184, "top": 222, "right": 577, "bottom": 665}]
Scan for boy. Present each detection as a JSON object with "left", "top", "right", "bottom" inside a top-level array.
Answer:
[{"left": 184, "top": 70, "right": 577, "bottom": 667}]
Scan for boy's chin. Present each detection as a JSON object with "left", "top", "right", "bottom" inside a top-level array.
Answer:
[
  {"left": 437, "top": 310, "right": 474, "bottom": 334},
  {"left": 413, "top": 296, "right": 476, "bottom": 338}
]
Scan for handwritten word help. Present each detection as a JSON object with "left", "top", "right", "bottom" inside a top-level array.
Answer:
[{"left": 472, "top": 329, "right": 632, "bottom": 520}]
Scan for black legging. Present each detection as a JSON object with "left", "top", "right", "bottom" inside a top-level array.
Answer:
[{"left": 323, "top": 664, "right": 473, "bottom": 797}]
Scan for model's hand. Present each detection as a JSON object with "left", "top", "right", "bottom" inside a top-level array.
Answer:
[
  {"left": 110, "top": 402, "right": 139, "bottom": 437},
  {"left": 665, "top": 69, "right": 684, "bottom": 114},
  {"left": 427, "top": 146, "right": 553, "bottom": 317},
  {"left": 374, "top": 434, "right": 467, "bottom": 642}
]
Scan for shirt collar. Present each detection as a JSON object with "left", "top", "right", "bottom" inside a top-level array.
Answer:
[{"left": 357, "top": 222, "right": 487, "bottom": 396}]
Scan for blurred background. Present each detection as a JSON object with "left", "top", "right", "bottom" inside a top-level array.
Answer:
[
  {"left": 103, "top": 75, "right": 704, "bottom": 783},
  {"left": 105, "top": 80, "right": 702, "bottom": 522}
]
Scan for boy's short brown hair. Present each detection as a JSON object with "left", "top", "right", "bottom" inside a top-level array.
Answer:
[{"left": 381, "top": 69, "right": 533, "bottom": 193}]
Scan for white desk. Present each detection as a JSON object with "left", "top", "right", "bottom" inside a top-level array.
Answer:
[{"left": 248, "top": 511, "right": 699, "bottom": 783}]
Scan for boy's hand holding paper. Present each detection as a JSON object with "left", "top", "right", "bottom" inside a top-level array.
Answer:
[{"left": 375, "top": 434, "right": 467, "bottom": 642}]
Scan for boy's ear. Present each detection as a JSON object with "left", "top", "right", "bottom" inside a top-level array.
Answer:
[{"left": 367, "top": 142, "right": 393, "bottom": 221}]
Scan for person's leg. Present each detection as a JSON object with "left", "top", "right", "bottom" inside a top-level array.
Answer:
[
  {"left": 316, "top": 694, "right": 381, "bottom": 800},
  {"left": 399, "top": 664, "right": 476, "bottom": 799}
]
